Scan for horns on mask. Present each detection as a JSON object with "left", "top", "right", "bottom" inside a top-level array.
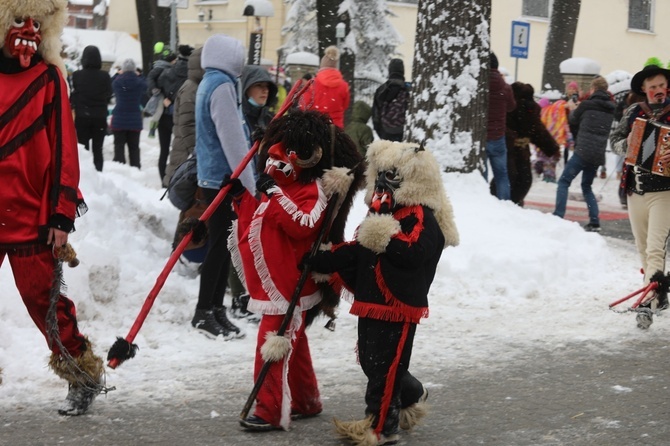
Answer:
[{"left": 294, "top": 146, "right": 323, "bottom": 168}]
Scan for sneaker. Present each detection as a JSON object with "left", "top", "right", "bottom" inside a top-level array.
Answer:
[
  {"left": 239, "top": 415, "right": 280, "bottom": 431},
  {"left": 584, "top": 223, "right": 601, "bottom": 233},
  {"left": 231, "top": 294, "right": 260, "bottom": 322},
  {"left": 58, "top": 383, "right": 100, "bottom": 416},
  {"left": 191, "top": 309, "right": 227, "bottom": 339},
  {"left": 212, "top": 306, "right": 245, "bottom": 339},
  {"left": 636, "top": 307, "right": 654, "bottom": 329}
]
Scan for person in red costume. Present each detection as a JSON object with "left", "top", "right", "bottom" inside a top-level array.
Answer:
[
  {"left": 0, "top": 0, "right": 104, "bottom": 415},
  {"left": 296, "top": 46, "right": 350, "bottom": 128},
  {"left": 229, "top": 110, "right": 364, "bottom": 432}
]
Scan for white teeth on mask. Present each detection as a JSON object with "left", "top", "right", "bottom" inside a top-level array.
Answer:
[
  {"left": 21, "top": 39, "right": 27, "bottom": 46},
  {"left": 14, "top": 38, "right": 20, "bottom": 47},
  {"left": 30, "top": 41, "right": 37, "bottom": 50}
]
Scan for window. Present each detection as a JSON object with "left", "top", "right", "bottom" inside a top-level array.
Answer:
[
  {"left": 522, "top": 0, "right": 550, "bottom": 19},
  {"left": 629, "top": 0, "right": 653, "bottom": 31}
]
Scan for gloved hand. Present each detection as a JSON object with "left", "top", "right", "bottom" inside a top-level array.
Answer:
[
  {"left": 176, "top": 216, "right": 208, "bottom": 244},
  {"left": 251, "top": 127, "right": 265, "bottom": 144},
  {"left": 256, "top": 172, "right": 276, "bottom": 196},
  {"left": 222, "top": 174, "right": 245, "bottom": 197}
]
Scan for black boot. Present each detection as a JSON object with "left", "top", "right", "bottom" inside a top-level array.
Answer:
[
  {"left": 231, "top": 294, "right": 260, "bottom": 322},
  {"left": 212, "top": 306, "right": 245, "bottom": 340},
  {"left": 191, "top": 309, "right": 227, "bottom": 339}
]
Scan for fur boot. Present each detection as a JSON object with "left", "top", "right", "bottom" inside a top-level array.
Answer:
[
  {"left": 49, "top": 339, "right": 104, "bottom": 416},
  {"left": 333, "top": 416, "right": 399, "bottom": 446},
  {"left": 398, "top": 401, "right": 428, "bottom": 431}
]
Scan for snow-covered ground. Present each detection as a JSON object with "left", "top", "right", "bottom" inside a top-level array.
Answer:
[{"left": 0, "top": 134, "right": 658, "bottom": 412}]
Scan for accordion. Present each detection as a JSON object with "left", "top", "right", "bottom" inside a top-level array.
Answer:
[{"left": 625, "top": 117, "right": 670, "bottom": 176}]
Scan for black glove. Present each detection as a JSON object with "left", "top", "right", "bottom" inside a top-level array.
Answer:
[
  {"left": 176, "top": 216, "right": 208, "bottom": 244},
  {"left": 251, "top": 127, "right": 265, "bottom": 144},
  {"left": 256, "top": 172, "right": 276, "bottom": 196},
  {"left": 222, "top": 174, "right": 245, "bottom": 197}
]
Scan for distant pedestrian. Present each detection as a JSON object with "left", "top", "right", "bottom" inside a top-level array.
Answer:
[
  {"left": 345, "top": 100, "right": 374, "bottom": 156},
  {"left": 70, "top": 45, "right": 113, "bottom": 171},
  {"left": 156, "top": 44, "right": 192, "bottom": 184},
  {"left": 372, "top": 58, "right": 410, "bottom": 141},
  {"left": 111, "top": 58, "right": 147, "bottom": 168},
  {"left": 484, "top": 52, "right": 515, "bottom": 200},
  {"left": 553, "top": 76, "right": 615, "bottom": 232},
  {"left": 297, "top": 46, "right": 350, "bottom": 128}
]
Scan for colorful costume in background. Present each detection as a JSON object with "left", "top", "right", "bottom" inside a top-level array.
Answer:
[
  {"left": 0, "top": 0, "right": 103, "bottom": 415},
  {"left": 309, "top": 140, "right": 459, "bottom": 446},
  {"left": 230, "top": 110, "right": 364, "bottom": 431},
  {"left": 537, "top": 99, "right": 573, "bottom": 182}
]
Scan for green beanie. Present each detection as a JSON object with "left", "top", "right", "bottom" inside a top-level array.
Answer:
[
  {"left": 154, "top": 41, "right": 165, "bottom": 55},
  {"left": 644, "top": 56, "right": 664, "bottom": 68}
]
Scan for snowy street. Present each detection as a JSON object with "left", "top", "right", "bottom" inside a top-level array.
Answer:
[{"left": 1, "top": 135, "right": 668, "bottom": 445}]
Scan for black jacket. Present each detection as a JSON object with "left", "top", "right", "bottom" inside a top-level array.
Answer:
[
  {"left": 158, "top": 56, "right": 189, "bottom": 102},
  {"left": 70, "top": 46, "right": 112, "bottom": 120},
  {"left": 569, "top": 89, "right": 615, "bottom": 166}
]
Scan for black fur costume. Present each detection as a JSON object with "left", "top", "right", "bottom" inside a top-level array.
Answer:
[{"left": 492, "top": 82, "right": 559, "bottom": 205}]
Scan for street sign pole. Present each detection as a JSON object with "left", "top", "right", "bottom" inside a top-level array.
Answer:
[
  {"left": 170, "top": 0, "right": 177, "bottom": 52},
  {"left": 510, "top": 20, "right": 530, "bottom": 82}
]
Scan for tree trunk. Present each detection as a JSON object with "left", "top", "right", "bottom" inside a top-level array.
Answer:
[
  {"left": 92, "top": 0, "right": 106, "bottom": 30},
  {"left": 541, "top": 0, "right": 582, "bottom": 92},
  {"left": 315, "top": 0, "right": 340, "bottom": 57},
  {"left": 407, "top": 0, "right": 491, "bottom": 173},
  {"left": 135, "top": 1, "right": 171, "bottom": 72}
]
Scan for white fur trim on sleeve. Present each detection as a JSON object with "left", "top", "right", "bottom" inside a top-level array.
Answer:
[{"left": 356, "top": 213, "right": 401, "bottom": 254}]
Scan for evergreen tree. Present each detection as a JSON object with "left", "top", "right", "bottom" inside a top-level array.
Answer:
[
  {"left": 281, "top": 0, "right": 399, "bottom": 79},
  {"left": 407, "top": 0, "right": 490, "bottom": 173},
  {"left": 281, "top": 0, "right": 319, "bottom": 57}
]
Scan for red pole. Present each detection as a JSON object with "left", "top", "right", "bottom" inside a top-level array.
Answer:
[{"left": 108, "top": 80, "right": 314, "bottom": 369}]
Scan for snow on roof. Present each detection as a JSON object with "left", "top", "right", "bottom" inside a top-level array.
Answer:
[
  {"left": 559, "top": 57, "right": 601, "bottom": 75},
  {"left": 243, "top": 0, "right": 275, "bottom": 17},
  {"left": 285, "top": 51, "right": 320, "bottom": 66},
  {"left": 62, "top": 27, "right": 142, "bottom": 70},
  {"left": 605, "top": 70, "right": 632, "bottom": 95}
]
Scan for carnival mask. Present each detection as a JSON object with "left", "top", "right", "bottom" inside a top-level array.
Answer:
[
  {"left": 264, "top": 141, "right": 322, "bottom": 187},
  {"left": 5, "top": 17, "right": 42, "bottom": 68},
  {"left": 370, "top": 168, "right": 402, "bottom": 214}
]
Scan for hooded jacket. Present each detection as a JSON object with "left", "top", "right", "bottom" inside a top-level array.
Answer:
[
  {"left": 301, "top": 67, "right": 350, "bottom": 128},
  {"left": 71, "top": 46, "right": 113, "bottom": 121},
  {"left": 195, "top": 34, "right": 255, "bottom": 192},
  {"left": 241, "top": 64, "right": 277, "bottom": 133},
  {"left": 344, "top": 100, "right": 373, "bottom": 155},
  {"left": 158, "top": 55, "right": 189, "bottom": 103}
]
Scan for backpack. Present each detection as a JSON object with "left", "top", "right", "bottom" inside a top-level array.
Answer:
[
  {"left": 374, "top": 82, "right": 409, "bottom": 137},
  {"left": 167, "top": 156, "right": 198, "bottom": 211}
]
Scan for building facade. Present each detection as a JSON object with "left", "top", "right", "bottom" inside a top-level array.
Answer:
[{"left": 105, "top": 0, "right": 670, "bottom": 92}]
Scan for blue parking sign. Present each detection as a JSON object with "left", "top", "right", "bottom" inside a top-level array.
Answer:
[{"left": 510, "top": 21, "right": 530, "bottom": 59}]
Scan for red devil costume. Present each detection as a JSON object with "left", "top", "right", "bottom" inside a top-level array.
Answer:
[
  {"left": 0, "top": 0, "right": 103, "bottom": 415},
  {"left": 229, "top": 110, "right": 364, "bottom": 431},
  {"left": 309, "top": 140, "right": 460, "bottom": 445}
]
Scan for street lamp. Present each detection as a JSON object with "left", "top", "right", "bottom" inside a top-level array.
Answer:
[
  {"left": 242, "top": 0, "right": 275, "bottom": 65},
  {"left": 335, "top": 22, "right": 346, "bottom": 68}
]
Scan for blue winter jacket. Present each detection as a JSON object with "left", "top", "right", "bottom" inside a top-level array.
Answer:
[
  {"left": 111, "top": 71, "right": 147, "bottom": 131},
  {"left": 195, "top": 34, "right": 254, "bottom": 192}
]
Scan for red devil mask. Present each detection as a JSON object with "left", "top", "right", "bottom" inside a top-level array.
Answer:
[
  {"left": 264, "top": 142, "right": 303, "bottom": 187},
  {"left": 5, "top": 17, "right": 42, "bottom": 68}
]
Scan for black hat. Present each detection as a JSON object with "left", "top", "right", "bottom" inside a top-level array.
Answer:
[
  {"left": 630, "top": 64, "right": 670, "bottom": 95},
  {"left": 178, "top": 44, "right": 194, "bottom": 58},
  {"left": 388, "top": 58, "right": 404, "bottom": 80},
  {"left": 490, "top": 52, "right": 499, "bottom": 70}
]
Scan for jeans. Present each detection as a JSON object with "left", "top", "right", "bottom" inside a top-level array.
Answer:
[
  {"left": 485, "top": 137, "right": 511, "bottom": 200},
  {"left": 554, "top": 152, "right": 599, "bottom": 225}
]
